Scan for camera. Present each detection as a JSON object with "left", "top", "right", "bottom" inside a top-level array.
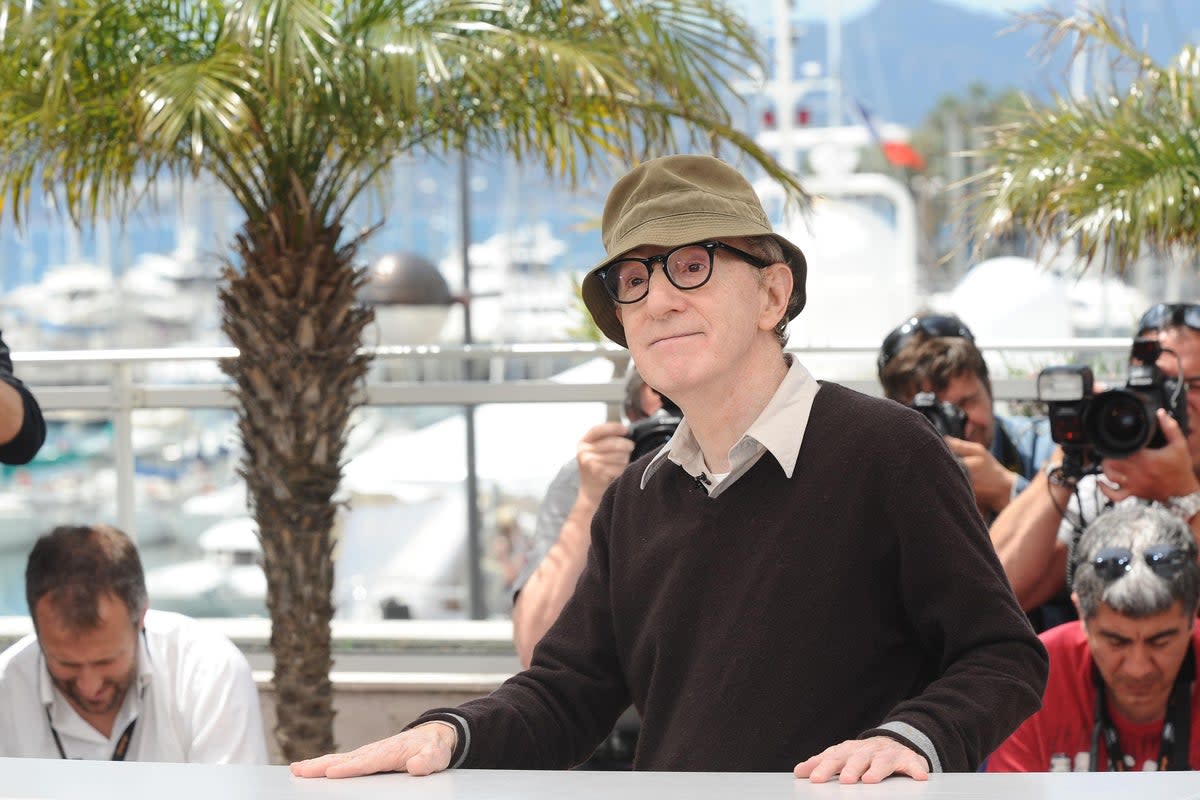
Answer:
[
  {"left": 910, "top": 392, "right": 966, "bottom": 438},
  {"left": 627, "top": 395, "right": 683, "bottom": 461},
  {"left": 1038, "top": 339, "right": 1189, "bottom": 464}
]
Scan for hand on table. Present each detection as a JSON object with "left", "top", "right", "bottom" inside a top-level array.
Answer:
[
  {"left": 290, "top": 721, "right": 456, "bottom": 779},
  {"left": 794, "top": 735, "right": 930, "bottom": 784}
]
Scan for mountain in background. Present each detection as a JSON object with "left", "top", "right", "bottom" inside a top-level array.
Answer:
[{"left": 778, "top": 0, "right": 1200, "bottom": 127}]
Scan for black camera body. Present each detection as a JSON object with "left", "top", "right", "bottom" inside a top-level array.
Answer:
[
  {"left": 627, "top": 396, "right": 683, "bottom": 461},
  {"left": 1038, "top": 339, "right": 1189, "bottom": 463},
  {"left": 910, "top": 392, "right": 966, "bottom": 439}
]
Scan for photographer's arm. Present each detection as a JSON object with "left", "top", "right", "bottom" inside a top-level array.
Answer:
[
  {"left": 989, "top": 448, "right": 1072, "bottom": 610},
  {"left": 513, "top": 422, "right": 632, "bottom": 668},
  {"left": 0, "top": 380, "right": 27, "bottom": 445},
  {"left": 0, "top": 334, "right": 44, "bottom": 465}
]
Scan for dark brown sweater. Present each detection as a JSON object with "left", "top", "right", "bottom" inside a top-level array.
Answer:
[{"left": 418, "top": 382, "right": 1048, "bottom": 772}]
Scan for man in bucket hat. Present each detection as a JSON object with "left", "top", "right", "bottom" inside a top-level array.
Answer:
[{"left": 293, "top": 155, "right": 1048, "bottom": 783}]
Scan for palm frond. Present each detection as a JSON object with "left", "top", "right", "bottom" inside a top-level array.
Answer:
[{"left": 970, "top": 8, "right": 1200, "bottom": 272}]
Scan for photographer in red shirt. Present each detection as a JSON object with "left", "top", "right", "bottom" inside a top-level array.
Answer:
[{"left": 989, "top": 503, "right": 1200, "bottom": 772}]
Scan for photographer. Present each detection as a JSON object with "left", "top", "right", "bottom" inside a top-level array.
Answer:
[
  {"left": 511, "top": 365, "right": 665, "bottom": 667},
  {"left": 991, "top": 303, "right": 1200, "bottom": 619},
  {"left": 989, "top": 503, "right": 1200, "bottom": 772},
  {"left": 878, "top": 313, "right": 1055, "bottom": 521},
  {"left": 0, "top": 331, "right": 44, "bottom": 465}
]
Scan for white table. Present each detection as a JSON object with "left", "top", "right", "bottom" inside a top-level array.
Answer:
[{"left": 2, "top": 758, "right": 1197, "bottom": 799}]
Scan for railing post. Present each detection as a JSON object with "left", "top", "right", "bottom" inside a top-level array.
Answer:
[{"left": 113, "top": 362, "right": 137, "bottom": 540}]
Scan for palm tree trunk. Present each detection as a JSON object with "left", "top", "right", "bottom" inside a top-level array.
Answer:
[{"left": 218, "top": 191, "right": 373, "bottom": 761}]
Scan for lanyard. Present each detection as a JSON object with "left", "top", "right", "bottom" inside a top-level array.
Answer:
[
  {"left": 45, "top": 708, "right": 138, "bottom": 761},
  {"left": 1090, "top": 642, "right": 1195, "bottom": 771}
]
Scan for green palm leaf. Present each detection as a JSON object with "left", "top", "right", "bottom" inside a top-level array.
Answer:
[{"left": 970, "top": 9, "right": 1200, "bottom": 272}]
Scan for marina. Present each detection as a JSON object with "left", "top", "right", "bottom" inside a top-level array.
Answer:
[{"left": 0, "top": 0, "right": 1179, "bottom": 622}]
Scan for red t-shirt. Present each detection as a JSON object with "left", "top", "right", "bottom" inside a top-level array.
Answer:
[{"left": 988, "top": 622, "right": 1200, "bottom": 772}]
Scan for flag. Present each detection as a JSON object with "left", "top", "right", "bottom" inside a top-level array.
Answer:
[{"left": 855, "top": 99, "right": 926, "bottom": 171}]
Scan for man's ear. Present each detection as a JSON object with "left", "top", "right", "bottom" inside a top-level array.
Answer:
[
  {"left": 137, "top": 607, "right": 148, "bottom": 632},
  {"left": 758, "top": 263, "right": 792, "bottom": 333},
  {"left": 1071, "top": 591, "right": 1085, "bottom": 629}
]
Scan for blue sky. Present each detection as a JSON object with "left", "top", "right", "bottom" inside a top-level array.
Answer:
[{"left": 733, "top": 1, "right": 1043, "bottom": 24}]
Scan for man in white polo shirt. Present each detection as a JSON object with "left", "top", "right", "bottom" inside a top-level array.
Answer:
[{"left": 0, "top": 524, "right": 267, "bottom": 763}]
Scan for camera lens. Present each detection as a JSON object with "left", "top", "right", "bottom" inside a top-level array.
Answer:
[
  {"left": 628, "top": 411, "right": 683, "bottom": 461},
  {"left": 1084, "top": 390, "right": 1154, "bottom": 458}
]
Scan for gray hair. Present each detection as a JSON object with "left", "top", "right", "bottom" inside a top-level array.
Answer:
[{"left": 1072, "top": 504, "right": 1200, "bottom": 620}]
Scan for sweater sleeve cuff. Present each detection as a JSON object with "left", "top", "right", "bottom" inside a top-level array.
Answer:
[
  {"left": 403, "top": 709, "right": 471, "bottom": 769},
  {"left": 860, "top": 721, "right": 941, "bottom": 773}
]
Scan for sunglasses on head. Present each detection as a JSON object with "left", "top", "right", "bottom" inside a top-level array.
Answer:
[
  {"left": 1092, "top": 543, "right": 1195, "bottom": 582},
  {"left": 877, "top": 314, "right": 975, "bottom": 372},
  {"left": 1137, "top": 303, "right": 1200, "bottom": 337}
]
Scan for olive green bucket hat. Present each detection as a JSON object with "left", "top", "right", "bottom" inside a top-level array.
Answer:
[{"left": 581, "top": 154, "right": 807, "bottom": 348}]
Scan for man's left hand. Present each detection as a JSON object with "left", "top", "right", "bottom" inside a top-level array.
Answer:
[
  {"left": 945, "top": 437, "right": 1017, "bottom": 515},
  {"left": 794, "top": 736, "right": 930, "bottom": 784}
]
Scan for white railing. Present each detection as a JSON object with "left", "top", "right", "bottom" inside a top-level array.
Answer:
[
  {"left": 11, "top": 337, "right": 1133, "bottom": 620},
  {"left": 16, "top": 337, "right": 1133, "bottom": 536}
]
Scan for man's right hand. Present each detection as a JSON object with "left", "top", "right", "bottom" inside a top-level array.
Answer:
[
  {"left": 290, "top": 721, "right": 456, "bottom": 779},
  {"left": 1100, "top": 409, "right": 1200, "bottom": 504},
  {"left": 577, "top": 422, "right": 635, "bottom": 506}
]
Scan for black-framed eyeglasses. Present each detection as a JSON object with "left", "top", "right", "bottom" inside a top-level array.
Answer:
[
  {"left": 1137, "top": 303, "right": 1200, "bottom": 337},
  {"left": 877, "top": 314, "right": 975, "bottom": 371},
  {"left": 1092, "top": 543, "right": 1196, "bottom": 582},
  {"left": 597, "top": 241, "right": 769, "bottom": 305}
]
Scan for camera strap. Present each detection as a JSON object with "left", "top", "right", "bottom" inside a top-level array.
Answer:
[
  {"left": 45, "top": 707, "right": 138, "bottom": 761},
  {"left": 1089, "top": 641, "right": 1194, "bottom": 771}
]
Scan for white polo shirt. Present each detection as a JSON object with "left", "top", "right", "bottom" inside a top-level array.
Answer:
[{"left": 0, "top": 609, "right": 267, "bottom": 763}]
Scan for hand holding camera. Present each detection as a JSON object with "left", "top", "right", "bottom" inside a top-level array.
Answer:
[
  {"left": 1097, "top": 408, "right": 1199, "bottom": 504},
  {"left": 910, "top": 392, "right": 1014, "bottom": 514},
  {"left": 945, "top": 437, "right": 1019, "bottom": 515},
  {"left": 910, "top": 392, "right": 965, "bottom": 438},
  {"left": 577, "top": 422, "right": 636, "bottom": 506},
  {"left": 1038, "top": 338, "right": 1190, "bottom": 482}
]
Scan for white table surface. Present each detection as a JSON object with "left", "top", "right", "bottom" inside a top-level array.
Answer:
[{"left": 3, "top": 758, "right": 1199, "bottom": 799}]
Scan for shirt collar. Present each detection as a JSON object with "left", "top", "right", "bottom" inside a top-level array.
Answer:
[{"left": 640, "top": 355, "right": 819, "bottom": 487}]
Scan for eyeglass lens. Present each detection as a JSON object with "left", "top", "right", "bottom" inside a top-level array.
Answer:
[
  {"left": 1138, "top": 303, "right": 1200, "bottom": 335},
  {"left": 1092, "top": 543, "right": 1193, "bottom": 581},
  {"left": 1092, "top": 547, "right": 1133, "bottom": 581},
  {"left": 603, "top": 244, "right": 713, "bottom": 304},
  {"left": 1144, "top": 544, "right": 1192, "bottom": 577}
]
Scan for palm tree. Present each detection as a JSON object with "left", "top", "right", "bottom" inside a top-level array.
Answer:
[
  {"left": 969, "top": 9, "right": 1200, "bottom": 270},
  {"left": 0, "top": 0, "right": 806, "bottom": 760}
]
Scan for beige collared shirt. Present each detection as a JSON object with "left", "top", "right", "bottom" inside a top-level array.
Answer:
[{"left": 640, "top": 355, "right": 820, "bottom": 497}]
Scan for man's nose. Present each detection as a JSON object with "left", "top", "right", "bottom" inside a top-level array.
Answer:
[
  {"left": 642, "top": 268, "right": 686, "bottom": 311},
  {"left": 76, "top": 669, "right": 105, "bottom": 697},
  {"left": 1122, "top": 646, "right": 1156, "bottom": 679}
]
